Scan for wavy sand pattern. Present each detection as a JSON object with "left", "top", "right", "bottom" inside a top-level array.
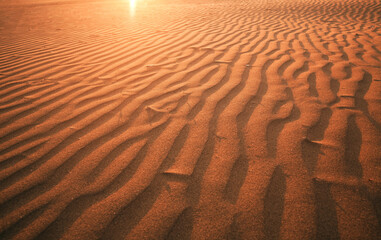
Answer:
[{"left": 0, "top": 0, "right": 380, "bottom": 239}]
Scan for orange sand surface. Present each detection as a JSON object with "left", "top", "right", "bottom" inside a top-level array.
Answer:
[{"left": 0, "top": 0, "right": 380, "bottom": 239}]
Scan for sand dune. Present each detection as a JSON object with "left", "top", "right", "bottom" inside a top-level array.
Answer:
[{"left": 0, "top": 0, "right": 380, "bottom": 239}]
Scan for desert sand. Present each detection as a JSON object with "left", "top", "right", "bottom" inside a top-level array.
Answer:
[{"left": 0, "top": 0, "right": 380, "bottom": 239}]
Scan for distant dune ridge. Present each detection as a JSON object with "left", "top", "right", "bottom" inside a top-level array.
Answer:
[{"left": 0, "top": 0, "right": 380, "bottom": 239}]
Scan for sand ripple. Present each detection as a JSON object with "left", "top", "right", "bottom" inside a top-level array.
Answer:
[{"left": 0, "top": 0, "right": 380, "bottom": 239}]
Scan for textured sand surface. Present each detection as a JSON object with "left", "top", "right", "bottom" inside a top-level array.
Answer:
[{"left": 0, "top": 0, "right": 380, "bottom": 239}]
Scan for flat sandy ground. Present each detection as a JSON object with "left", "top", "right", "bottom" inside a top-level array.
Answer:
[{"left": 0, "top": 0, "right": 380, "bottom": 239}]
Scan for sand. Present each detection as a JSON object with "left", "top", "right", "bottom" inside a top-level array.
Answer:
[{"left": 0, "top": 0, "right": 380, "bottom": 239}]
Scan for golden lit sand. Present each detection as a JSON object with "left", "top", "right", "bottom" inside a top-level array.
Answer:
[{"left": 0, "top": 0, "right": 380, "bottom": 239}]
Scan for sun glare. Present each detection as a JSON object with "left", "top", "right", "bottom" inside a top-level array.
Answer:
[{"left": 129, "top": 0, "right": 137, "bottom": 17}]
